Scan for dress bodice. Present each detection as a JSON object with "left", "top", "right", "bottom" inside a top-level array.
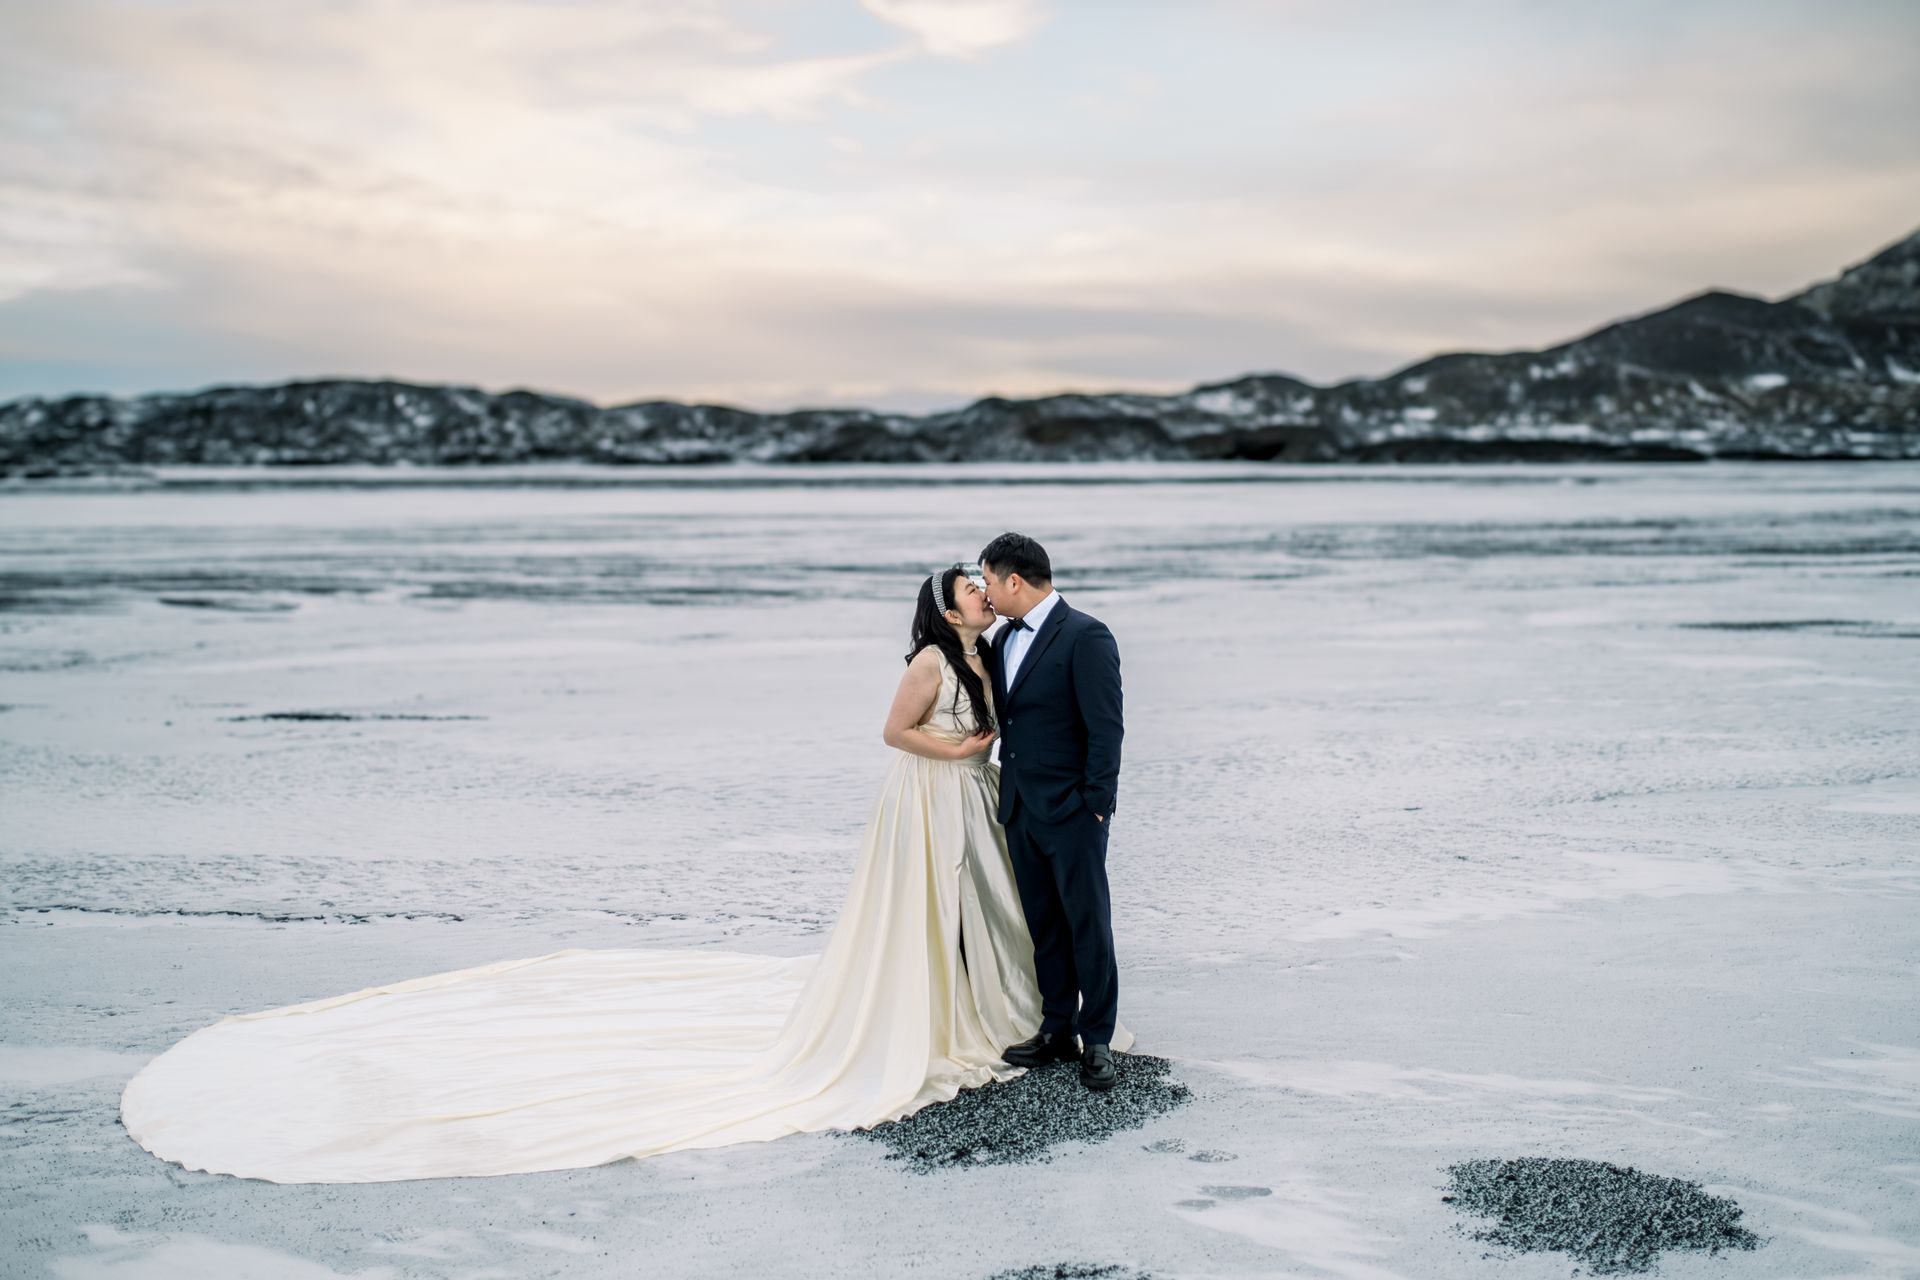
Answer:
[{"left": 917, "top": 648, "right": 994, "bottom": 765}]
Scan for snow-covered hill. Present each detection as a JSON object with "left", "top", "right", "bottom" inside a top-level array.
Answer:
[{"left": 4, "top": 226, "right": 1916, "bottom": 475}]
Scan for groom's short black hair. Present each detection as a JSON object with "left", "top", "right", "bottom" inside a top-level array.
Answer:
[{"left": 979, "top": 532, "right": 1052, "bottom": 585}]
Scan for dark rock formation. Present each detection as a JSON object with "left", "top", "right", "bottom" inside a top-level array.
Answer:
[{"left": 4, "top": 227, "right": 1916, "bottom": 475}]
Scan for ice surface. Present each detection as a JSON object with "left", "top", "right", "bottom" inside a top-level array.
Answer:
[{"left": 2, "top": 461, "right": 1916, "bottom": 1277}]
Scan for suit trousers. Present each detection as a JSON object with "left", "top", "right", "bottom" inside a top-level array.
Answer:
[{"left": 1002, "top": 787, "right": 1119, "bottom": 1047}]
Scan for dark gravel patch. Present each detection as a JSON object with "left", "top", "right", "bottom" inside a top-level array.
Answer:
[
  {"left": 853, "top": 1051, "right": 1191, "bottom": 1172},
  {"left": 1443, "top": 1156, "right": 1765, "bottom": 1275}
]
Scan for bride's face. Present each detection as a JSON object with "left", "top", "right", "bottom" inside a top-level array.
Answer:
[{"left": 946, "top": 575, "right": 996, "bottom": 630}]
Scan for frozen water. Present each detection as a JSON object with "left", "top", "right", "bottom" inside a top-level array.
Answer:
[
  {"left": 2, "top": 461, "right": 1916, "bottom": 1277},
  {"left": 4, "top": 461, "right": 1914, "bottom": 952}
]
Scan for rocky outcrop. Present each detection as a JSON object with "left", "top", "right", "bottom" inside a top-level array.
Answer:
[{"left": 4, "top": 227, "right": 1916, "bottom": 475}]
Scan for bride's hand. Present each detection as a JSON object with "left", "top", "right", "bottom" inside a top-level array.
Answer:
[{"left": 954, "top": 730, "right": 997, "bottom": 758}]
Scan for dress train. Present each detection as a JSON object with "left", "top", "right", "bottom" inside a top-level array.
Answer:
[{"left": 119, "top": 649, "right": 1131, "bottom": 1182}]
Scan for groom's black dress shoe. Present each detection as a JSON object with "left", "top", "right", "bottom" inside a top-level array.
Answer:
[
  {"left": 1080, "top": 1043, "right": 1117, "bottom": 1091},
  {"left": 1001, "top": 1030, "right": 1080, "bottom": 1067}
]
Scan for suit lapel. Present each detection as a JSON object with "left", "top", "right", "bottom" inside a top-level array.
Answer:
[{"left": 1006, "top": 596, "right": 1070, "bottom": 705}]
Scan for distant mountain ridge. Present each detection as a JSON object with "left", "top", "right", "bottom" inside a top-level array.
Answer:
[{"left": 4, "top": 225, "right": 1917, "bottom": 475}]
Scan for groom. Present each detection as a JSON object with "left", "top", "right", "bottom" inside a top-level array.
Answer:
[{"left": 977, "top": 532, "right": 1124, "bottom": 1092}]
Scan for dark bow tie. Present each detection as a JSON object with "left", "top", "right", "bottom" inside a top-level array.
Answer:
[{"left": 1002, "top": 616, "right": 1031, "bottom": 632}]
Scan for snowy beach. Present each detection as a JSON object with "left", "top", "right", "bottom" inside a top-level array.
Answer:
[{"left": 3, "top": 461, "right": 1916, "bottom": 1278}]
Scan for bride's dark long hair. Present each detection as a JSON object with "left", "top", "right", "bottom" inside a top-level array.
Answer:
[{"left": 906, "top": 566, "right": 996, "bottom": 735}]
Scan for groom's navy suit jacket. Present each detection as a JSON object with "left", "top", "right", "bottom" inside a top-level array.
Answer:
[{"left": 989, "top": 595, "right": 1123, "bottom": 827}]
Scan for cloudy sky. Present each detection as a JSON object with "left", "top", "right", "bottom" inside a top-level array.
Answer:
[{"left": 3, "top": 0, "right": 1917, "bottom": 413}]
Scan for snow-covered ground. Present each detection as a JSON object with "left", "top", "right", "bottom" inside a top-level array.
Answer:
[{"left": 2, "top": 461, "right": 1916, "bottom": 1278}]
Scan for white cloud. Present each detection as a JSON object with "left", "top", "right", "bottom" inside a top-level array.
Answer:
[
  {"left": 0, "top": 1, "right": 923, "bottom": 300},
  {"left": 858, "top": 0, "right": 1048, "bottom": 57},
  {"left": 0, "top": 185, "right": 165, "bottom": 305}
]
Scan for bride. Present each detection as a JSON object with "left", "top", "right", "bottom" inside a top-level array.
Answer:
[{"left": 120, "top": 563, "right": 1132, "bottom": 1183}]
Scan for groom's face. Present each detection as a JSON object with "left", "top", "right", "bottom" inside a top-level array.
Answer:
[{"left": 979, "top": 564, "right": 1023, "bottom": 618}]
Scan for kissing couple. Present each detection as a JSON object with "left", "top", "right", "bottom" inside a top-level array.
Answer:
[{"left": 121, "top": 532, "right": 1131, "bottom": 1183}]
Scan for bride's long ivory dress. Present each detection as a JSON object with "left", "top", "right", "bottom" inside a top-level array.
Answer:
[{"left": 120, "top": 648, "right": 1133, "bottom": 1182}]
